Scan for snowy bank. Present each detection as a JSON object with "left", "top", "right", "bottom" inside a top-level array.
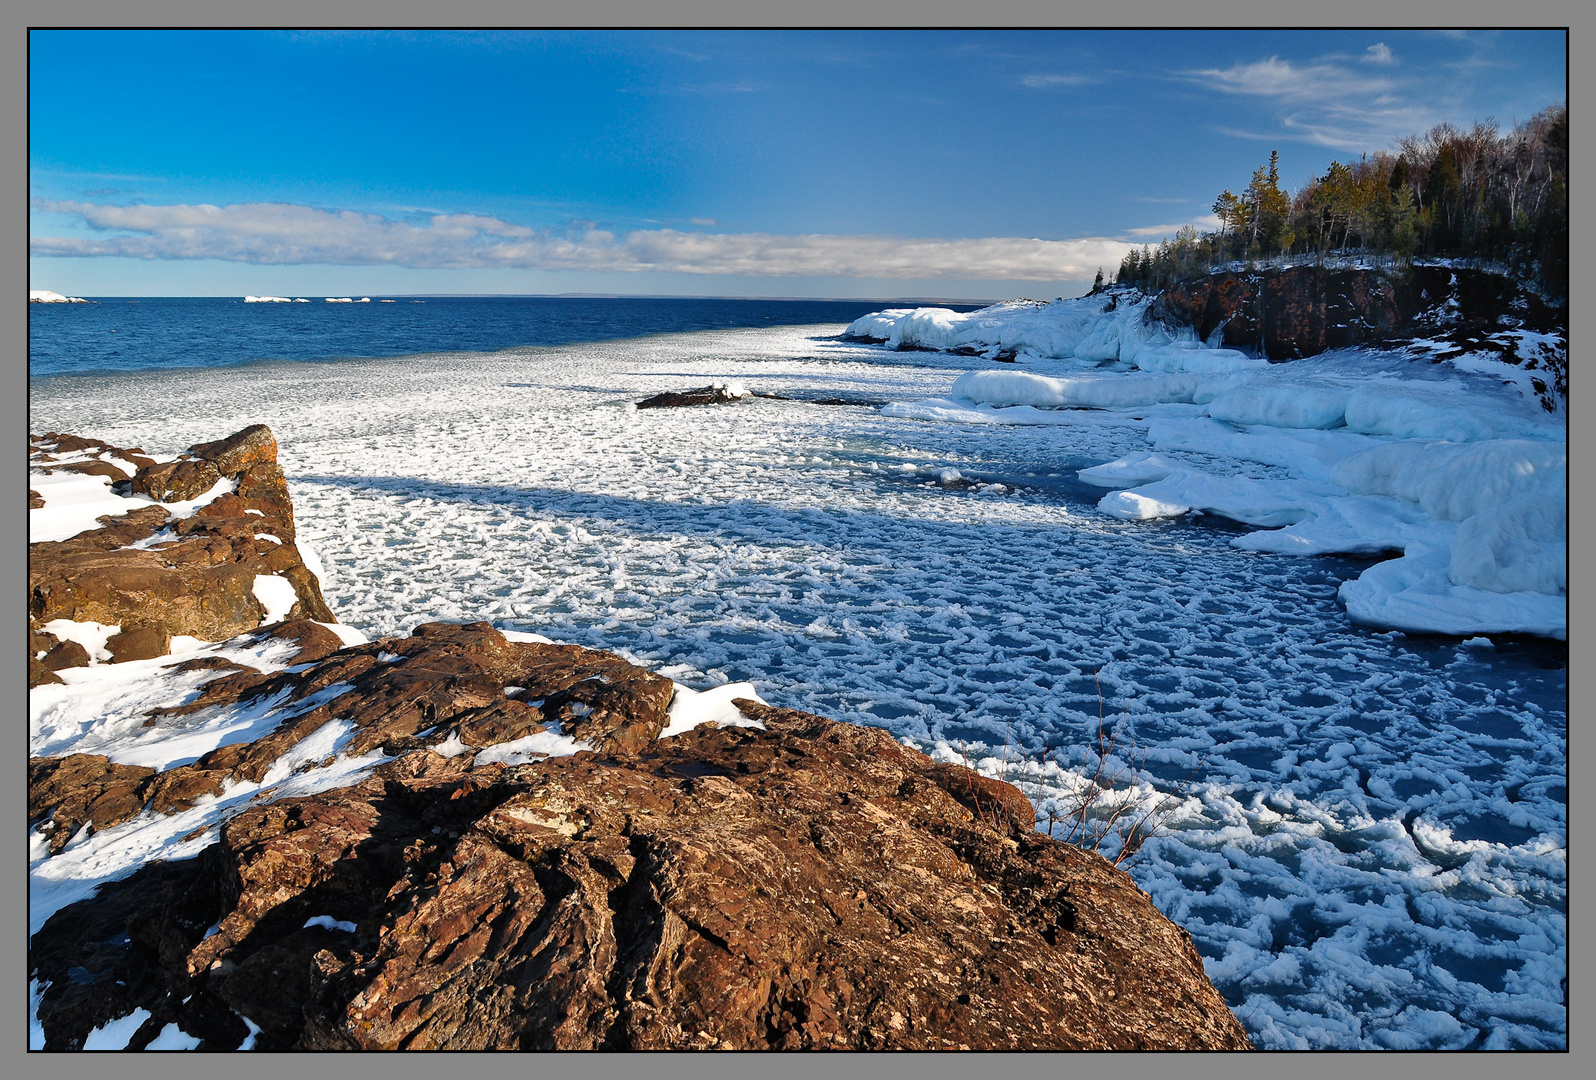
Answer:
[{"left": 861, "top": 292, "right": 1566, "bottom": 639}]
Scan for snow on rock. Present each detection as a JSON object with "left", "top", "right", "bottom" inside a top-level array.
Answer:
[
  {"left": 660, "top": 681, "right": 769, "bottom": 737},
  {"left": 82, "top": 1008, "right": 151, "bottom": 1049},
  {"left": 243, "top": 296, "right": 292, "bottom": 303},
  {"left": 471, "top": 727, "right": 592, "bottom": 765},
  {"left": 30, "top": 289, "right": 87, "bottom": 303},
  {"left": 303, "top": 915, "right": 357, "bottom": 932},
  {"left": 252, "top": 574, "right": 301, "bottom": 624},
  {"left": 1076, "top": 452, "right": 1183, "bottom": 488},
  {"left": 1205, "top": 383, "right": 1349, "bottom": 430},
  {"left": 848, "top": 293, "right": 1261, "bottom": 374},
  {"left": 1338, "top": 542, "right": 1568, "bottom": 639},
  {"left": 144, "top": 1023, "right": 201, "bottom": 1050},
  {"left": 1086, "top": 436, "right": 1568, "bottom": 638},
  {"left": 318, "top": 620, "right": 369, "bottom": 648},
  {"left": 952, "top": 369, "right": 1202, "bottom": 409},
  {"left": 39, "top": 619, "right": 121, "bottom": 663},
  {"left": 1333, "top": 439, "right": 1565, "bottom": 522},
  {"left": 28, "top": 470, "right": 149, "bottom": 544}
]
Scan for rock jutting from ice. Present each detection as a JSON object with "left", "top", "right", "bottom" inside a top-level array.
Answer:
[{"left": 635, "top": 382, "right": 749, "bottom": 409}]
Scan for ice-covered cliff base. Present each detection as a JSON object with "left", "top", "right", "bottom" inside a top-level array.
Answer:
[{"left": 855, "top": 292, "right": 1566, "bottom": 640}]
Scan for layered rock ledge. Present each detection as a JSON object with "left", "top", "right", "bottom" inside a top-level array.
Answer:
[{"left": 29, "top": 426, "right": 334, "bottom": 685}]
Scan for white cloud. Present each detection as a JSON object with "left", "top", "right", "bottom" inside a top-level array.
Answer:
[
  {"left": 1182, "top": 55, "right": 1437, "bottom": 151},
  {"left": 1125, "top": 214, "right": 1223, "bottom": 239},
  {"left": 30, "top": 200, "right": 1132, "bottom": 282},
  {"left": 1186, "top": 56, "right": 1396, "bottom": 104},
  {"left": 1363, "top": 43, "right": 1395, "bottom": 65},
  {"left": 1020, "top": 73, "right": 1096, "bottom": 88}
]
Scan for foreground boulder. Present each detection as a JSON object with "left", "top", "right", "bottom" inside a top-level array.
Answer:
[
  {"left": 29, "top": 620, "right": 1251, "bottom": 1050},
  {"left": 28, "top": 426, "right": 335, "bottom": 682}
]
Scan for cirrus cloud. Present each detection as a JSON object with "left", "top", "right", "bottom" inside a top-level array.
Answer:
[
  {"left": 30, "top": 199, "right": 1132, "bottom": 281},
  {"left": 1181, "top": 55, "right": 1437, "bottom": 150}
]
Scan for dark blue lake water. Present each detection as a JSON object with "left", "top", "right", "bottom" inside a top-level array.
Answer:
[{"left": 28, "top": 296, "right": 984, "bottom": 378}]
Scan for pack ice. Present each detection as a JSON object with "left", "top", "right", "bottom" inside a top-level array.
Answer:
[{"left": 858, "top": 292, "right": 1566, "bottom": 640}]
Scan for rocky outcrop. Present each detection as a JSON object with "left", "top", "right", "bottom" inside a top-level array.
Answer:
[
  {"left": 27, "top": 621, "right": 673, "bottom": 851},
  {"left": 1150, "top": 264, "right": 1565, "bottom": 360},
  {"left": 635, "top": 384, "right": 747, "bottom": 409},
  {"left": 29, "top": 621, "right": 1252, "bottom": 1051},
  {"left": 28, "top": 426, "right": 335, "bottom": 682}
]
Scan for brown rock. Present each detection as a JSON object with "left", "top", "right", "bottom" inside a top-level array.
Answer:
[
  {"left": 144, "top": 768, "right": 230, "bottom": 815},
  {"left": 33, "top": 711, "right": 1252, "bottom": 1051},
  {"left": 28, "top": 754, "right": 158, "bottom": 855},
  {"left": 55, "top": 459, "right": 132, "bottom": 482},
  {"left": 29, "top": 657, "right": 64, "bottom": 687},
  {"left": 123, "top": 622, "right": 665, "bottom": 791},
  {"left": 107, "top": 624, "right": 172, "bottom": 663},
  {"left": 28, "top": 427, "right": 339, "bottom": 671},
  {"left": 30, "top": 549, "right": 268, "bottom": 643},
  {"left": 636, "top": 385, "right": 747, "bottom": 409},
  {"left": 28, "top": 623, "right": 1251, "bottom": 1052},
  {"left": 1149, "top": 264, "right": 1565, "bottom": 361},
  {"left": 131, "top": 458, "right": 224, "bottom": 502},
  {"left": 30, "top": 489, "right": 44, "bottom": 509},
  {"left": 40, "top": 637, "right": 92, "bottom": 671},
  {"left": 264, "top": 619, "right": 347, "bottom": 664},
  {"left": 189, "top": 424, "right": 278, "bottom": 477}
]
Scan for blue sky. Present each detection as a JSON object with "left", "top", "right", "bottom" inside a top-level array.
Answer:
[{"left": 29, "top": 29, "right": 1567, "bottom": 299}]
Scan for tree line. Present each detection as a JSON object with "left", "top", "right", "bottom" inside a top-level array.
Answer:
[{"left": 1113, "top": 104, "right": 1567, "bottom": 299}]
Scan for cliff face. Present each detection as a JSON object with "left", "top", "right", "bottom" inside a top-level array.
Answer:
[
  {"left": 29, "top": 425, "right": 335, "bottom": 685},
  {"left": 1149, "top": 264, "right": 1565, "bottom": 360}
]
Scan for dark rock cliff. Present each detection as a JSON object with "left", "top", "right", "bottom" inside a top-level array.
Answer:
[{"left": 1149, "top": 264, "right": 1565, "bottom": 360}]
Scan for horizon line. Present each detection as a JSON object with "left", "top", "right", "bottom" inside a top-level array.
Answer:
[{"left": 34, "top": 292, "right": 1021, "bottom": 305}]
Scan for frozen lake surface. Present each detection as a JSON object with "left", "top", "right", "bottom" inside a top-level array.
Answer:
[{"left": 31, "top": 321, "right": 1566, "bottom": 1049}]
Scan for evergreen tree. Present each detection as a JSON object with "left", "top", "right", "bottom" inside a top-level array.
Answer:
[{"left": 1121, "top": 104, "right": 1564, "bottom": 299}]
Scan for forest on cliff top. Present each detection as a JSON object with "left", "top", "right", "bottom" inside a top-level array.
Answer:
[{"left": 1116, "top": 104, "right": 1568, "bottom": 299}]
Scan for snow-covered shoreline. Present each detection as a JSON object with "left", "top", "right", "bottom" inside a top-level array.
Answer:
[
  {"left": 29, "top": 319, "right": 1566, "bottom": 1049},
  {"left": 850, "top": 290, "right": 1566, "bottom": 640}
]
